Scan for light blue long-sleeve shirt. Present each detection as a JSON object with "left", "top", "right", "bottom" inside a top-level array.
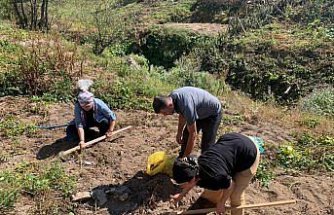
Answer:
[{"left": 72, "top": 98, "right": 116, "bottom": 128}]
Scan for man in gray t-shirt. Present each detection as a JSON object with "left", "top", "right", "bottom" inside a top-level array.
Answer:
[{"left": 153, "top": 87, "right": 222, "bottom": 157}]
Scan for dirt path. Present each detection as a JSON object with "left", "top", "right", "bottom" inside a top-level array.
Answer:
[
  {"left": 1, "top": 97, "right": 333, "bottom": 215},
  {"left": 161, "top": 23, "right": 227, "bottom": 35}
]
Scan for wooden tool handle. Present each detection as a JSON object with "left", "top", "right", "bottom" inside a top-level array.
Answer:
[
  {"left": 59, "top": 126, "right": 132, "bottom": 157},
  {"left": 179, "top": 199, "right": 296, "bottom": 215}
]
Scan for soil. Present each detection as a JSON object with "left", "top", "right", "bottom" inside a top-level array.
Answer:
[{"left": 0, "top": 96, "right": 333, "bottom": 215}]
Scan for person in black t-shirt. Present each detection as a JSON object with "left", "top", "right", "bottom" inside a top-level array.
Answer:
[{"left": 171, "top": 133, "right": 260, "bottom": 215}]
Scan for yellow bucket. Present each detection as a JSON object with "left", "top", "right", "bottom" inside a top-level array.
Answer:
[{"left": 146, "top": 151, "right": 176, "bottom": 177}]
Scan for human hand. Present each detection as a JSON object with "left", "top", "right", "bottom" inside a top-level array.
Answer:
[
  {"left": 106, "top": 130, "right": 113, "bottom": 139},
  {"left": 170, "top": 193, "right": 183, "bottom": 203},
  {"left": 216, "top": 202, "right": 226, "bottom": 214},
  {"left": 79, "top": 140, "right": 85, "bottom": 150}
]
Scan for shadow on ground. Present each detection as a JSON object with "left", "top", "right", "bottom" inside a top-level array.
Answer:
[
  {"left": 82, "top": 171, "right": 181, "bottom": 215},
  {"left": 36, "top": 136, "right": 123, "bottom": 160},
  {"left": 36, "top": 138, "right": 77, "bottom": 160}
]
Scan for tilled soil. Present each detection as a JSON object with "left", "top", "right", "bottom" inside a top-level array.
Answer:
[{"left": 1, "top": 96, "right": 333, "bottom": 215}]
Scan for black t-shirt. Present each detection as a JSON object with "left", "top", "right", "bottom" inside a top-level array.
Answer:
[
  {"left": 197, "top": 133, "right": 257, "bottom": 190},
  {"left": 85, "top": 109, "right": 95, "bottom": 127}
]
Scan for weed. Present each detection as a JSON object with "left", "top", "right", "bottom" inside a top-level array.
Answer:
[
  {"left": 0, "top": 115, "right": 36, "bottom": 138},
  {"left": 0, "top": 36, "right": 84, "bottom": 101},
  {"left": 253, "top": 160, "right": 275, "bottom": 188},
  {"left": 298, "top": 116, "right": 320, "bottom": 129},
  {"left": 276, "top": 133, "right": 334, "bottom": 172},
  {"left": 0, "top": 162, "right": 76, "bottom": 210},
  {"left": 299, "top": 88, "right": 334, "bottom": 118},
  {"left": 94, "top": 55, "right": 175, "bottom": 110}
]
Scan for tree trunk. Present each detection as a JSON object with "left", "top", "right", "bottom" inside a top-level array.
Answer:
[
  {"left": 38, "top": 0, "right": 48, "bottom": 30},
  {"left": 45, "top": 0, "right": 49, "bottom": 30},
  {"left": 13, "top": 1, "right": 25, "bottom": 28},
  {"left": 20, "top": 0, "right": 28, "bottom": 28}
]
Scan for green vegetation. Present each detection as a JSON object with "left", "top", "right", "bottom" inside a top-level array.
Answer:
[
  {"left": 0, "top": 35, "right": 84, "bottom": 101},
  {"left": 93, "top": 53, "right": 225, "bottom": 110},
  {"left": 0, "top": 115, "right": 36, "bottom": 138},
  {"left": 299, "top": 88, "right": 334, "bottom": 117},
  {"left": 276, "top": 134, "right": 334, "bottom": 172},
  {"left": 254, "top": 160, "right": 275, "bottom": 188},
  {"left": 0, "top": 162, "right": 76, "bottom": 211}
]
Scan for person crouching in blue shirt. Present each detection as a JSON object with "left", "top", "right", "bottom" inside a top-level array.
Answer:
[{"left": 66, "top": 90, "right": 116, "bottom": 149}]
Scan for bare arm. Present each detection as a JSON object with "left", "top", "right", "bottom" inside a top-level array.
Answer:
[
  {"left": 176, "top": 115, "right": 186, "bottom": 144},
  {"left": 106, "top": 120, "right": 116, "bottom": 138},
  {"left": 77, "top": 127, "right": 85, "bottom": 149},
  {"left": 108, "top": 120, "right": 116, "bottom": 132},
  {"left": 182, "top": 122, "right": 197, "bottom": 157},
  {"left": 171, "top": 178, "right": 198, "bottom": 202}
]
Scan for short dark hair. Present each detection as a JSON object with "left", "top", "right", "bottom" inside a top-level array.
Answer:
[
  {"left": 172, "top": 156, "right": 199, "bottom": 184},
  {"left": 152, "top": 96, "right": 169, "bottom": 113}
]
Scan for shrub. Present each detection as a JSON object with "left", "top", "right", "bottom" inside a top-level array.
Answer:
[
  {"left": 94, "top": 56, "right": 175, "bottom": 110},
  {"left": 0, "top": 37, "right": 84, "bottom": 101},
  {"left": 168, "top": 52, "right": 229, "bottom": 96},
  {"left": 0, "top": 0, "right": 13, "bottom": 20},
  {"left": 299, "top": 88, "right": 334, "bottom": 117},
  {"left": 276, "top": 133, "right": 334, "bottom": 172},
  {"left": 140, "top": 26, "right": 205, "bottom": 68}
]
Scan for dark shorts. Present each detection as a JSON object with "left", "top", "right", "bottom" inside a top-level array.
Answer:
[
  {"left": 179, "top": 111, "right": 222, "bottom": 157},
  {"left": 66, "top": 119, "right": 109, "bottom": 142}
]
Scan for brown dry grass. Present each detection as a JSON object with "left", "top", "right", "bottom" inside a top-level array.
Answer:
[{"left": 223, "top": 91, "right": 334, "bottom": 136}]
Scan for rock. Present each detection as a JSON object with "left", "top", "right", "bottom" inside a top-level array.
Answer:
[{"left": 83, "top": 161, "right": 94, "bottom": 166}]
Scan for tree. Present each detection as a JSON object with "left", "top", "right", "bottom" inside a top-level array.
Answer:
[{"left": 12, "top": 0, "right": 49, "bottom": 31}]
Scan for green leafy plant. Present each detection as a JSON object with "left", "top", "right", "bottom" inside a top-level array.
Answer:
[
  {"left": 253, "top": 160, "right": 275, "bottom": 188},
  {"left": 277, "top": 134, "right": 334, "bottom": 171},
  {"left": 299, "top": 88, "right": 334, "bottom": 117},
  {"left": 0, "top": 162, "right": 76, "bottom": 210},
  {"left": 0, "top": 115, "right": 36, "bottom": 138}
]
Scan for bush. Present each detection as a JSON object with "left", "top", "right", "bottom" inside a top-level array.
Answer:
[
  {"left": 0, "top": 0, "right": 13, "bottom": 20},
  {"left": 94, "top": 56, "right": 175, "bottom": 110},
  {"left": 0, "top": 37, "right": 84, "bottom": 101},
  {"left": 299, "top": 88, "right": 334, "bottom": 117},
  {"left": 140, "top": 26, "right": 205, "bottom": 68},
  {"left": 276, "top": 133, "right": 334, "bottom": 172},
  {"left": 169, "top": 57, "right": 228, "bottom": 96}
]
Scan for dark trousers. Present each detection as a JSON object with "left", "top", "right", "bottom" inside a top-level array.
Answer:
[
  {"left": 180, "top": 111, "right": 222, "bottom": 157},
  {"left": 66, "top": 119, "right": 109, "bottom": 142}
]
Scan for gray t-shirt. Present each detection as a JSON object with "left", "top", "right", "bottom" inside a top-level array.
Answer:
[{"left": 170, "top": 87, "right": 222, "bottom": 125}]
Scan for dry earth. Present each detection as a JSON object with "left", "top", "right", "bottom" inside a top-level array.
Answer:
[{"left": 1, "top": 96, "right": 333, "bottom": 215}]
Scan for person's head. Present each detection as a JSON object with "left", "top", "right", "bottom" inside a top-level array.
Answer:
[
  {"left": 152, "top": 96, "right": 174, "bottom": 115},
  {"left": 172, "top": 155, "right": 199, "bottom": 188},
  {"left": 78, "top": 90, "right": 94, "bottom": 111}
]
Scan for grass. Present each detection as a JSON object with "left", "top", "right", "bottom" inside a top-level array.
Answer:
[
  {"left": 0, "top": 162, "right": 76, "bottom": 211},
  {"left": 299, "top": 88, "right": 334, "bottom": 118},
  {"left": 0, "top": 115, "right": 37, "bottom": 138},
  {"left": 224, "top": 91, "right": 334, "bottom": 136}
]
